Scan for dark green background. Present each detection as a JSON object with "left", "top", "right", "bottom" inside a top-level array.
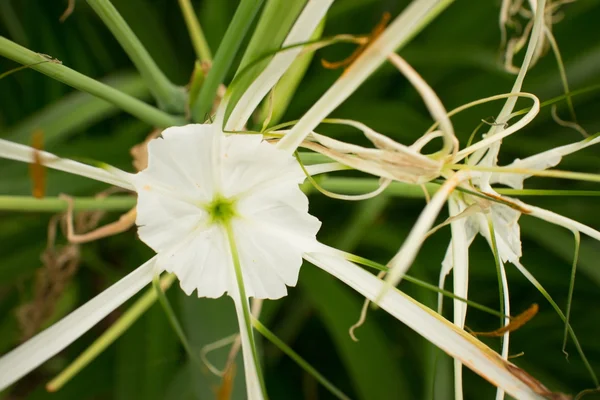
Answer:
[{"left": 1, "top": 1, "right": 600, "bottom": 399}]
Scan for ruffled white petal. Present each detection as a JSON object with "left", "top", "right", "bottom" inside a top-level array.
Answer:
[
  {"left": 135, "top": 124, "right": 217, "bottom": 201},
  {"left": 0, "top": 257, "right": 158, "bottom": 390},
  {"left": 304, "top": 248, "right": 544, "bottom": 400},
  {"left": 134, "top": 124, "right": 320, "bottom": 300},
  {"left": 220, "top": 134, "right": 304, "bottom": 198},
  {"left": 0, "top": 138, "right": 134, "bottom": 190}
]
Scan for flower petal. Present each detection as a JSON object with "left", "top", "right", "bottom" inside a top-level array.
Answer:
[
  {"left": 231, "top": 285, "right": 264, "bottom": 399},
  {"left": 0, "top": 257, "right": 158, "bottom": 390},
  {"left": 159, "top": 225, "right": 232, "bottom": 298},
  {"left": 277, "top": 0, "right": 454, "bottom": 153},
  {"left": 135, "top": 124, "right": 217, "bottom": 201},
  {"left": 304, "top": 249, "right": 545, "bottom": 400},
  {"left": 220, "top": 134, "right": 303, "bottom": 198},
  {"left": 448, "top": 197, "right": 470, "bottom": 400},
  {"left": 0, "top": 138, "right": 134, "bottom": 190},
  {"left": 490, "top": 133, "right": 600, "bottom": 189}
]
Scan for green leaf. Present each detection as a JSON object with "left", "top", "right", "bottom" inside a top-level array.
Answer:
[{"left": 225, "top": 0, "right": 307, "bottom": 124}]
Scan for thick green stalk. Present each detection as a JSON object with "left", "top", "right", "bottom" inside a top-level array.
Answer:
[
  {"left": 5, "top": 72, "right": 149, "bottom": 146},
  {"left": 191, "top": 0, "right": 264, "bottom": 122},
  {"left": 86, "top": 0, "right": 186, "bottom": 113},
  {"left": 0, "top": 196, "right": 136, "bottom": 212},
  {"left": 0, "top": 36, "right": 184, "bottom": 128}
]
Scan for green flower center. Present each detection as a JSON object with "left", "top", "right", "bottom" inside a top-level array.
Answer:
[{"left": 205, "top": 195, "right": 237, "bottom": 224}]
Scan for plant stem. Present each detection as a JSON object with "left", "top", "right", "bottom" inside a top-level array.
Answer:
[
  {"left": 252, "top": 318, "right": 350, "bottom": 400},
  {"left": 86, "top": 0, "right": 186, "bottom": 113},
  {"left": 178, "top": 0, "right": 212, "bottom": 62},
  {"left": 223, "top": 220, "right": 268, "bottom": 398},
  {"left": 191, "top": 0, "right": 264, "bottom": 122},
  {"left": 0, "top": 196, "right": 136, "bottom": 212},
  {"left": 0, "top": 36, "right": 184, "bottom": 128}
]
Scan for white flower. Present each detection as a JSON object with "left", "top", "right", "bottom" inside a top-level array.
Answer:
[{"left": 134, "top": 124, "right": 320, "bottom": 300}]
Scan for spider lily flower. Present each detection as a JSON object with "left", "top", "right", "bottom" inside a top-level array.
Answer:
[{"left": 0, "top": 0, "right": 561, "bottom": 398}]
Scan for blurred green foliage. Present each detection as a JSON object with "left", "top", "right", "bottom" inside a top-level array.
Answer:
[{"left": 1, "top": 0, "right": 600, "bottom": 399}]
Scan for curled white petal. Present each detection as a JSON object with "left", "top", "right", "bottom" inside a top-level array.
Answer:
[
  {"left": 0, "top": 257, "right": 158, "bottom": 390},
  {"left": 448, "top": 197, "right": 470, "bottom": 400}
]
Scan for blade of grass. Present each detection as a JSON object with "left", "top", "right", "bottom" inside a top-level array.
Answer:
[
  {"left": 225, "top": 0, "right": 307, "bottom": 123},
  {"left": 0, "top": 37, "right": 184, "bottom": 128}
]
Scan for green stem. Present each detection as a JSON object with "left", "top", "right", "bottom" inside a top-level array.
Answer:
[
  {"left": 312, "top": 177, "right": 436, "bottom": 198},
  {"left": 0, "top": 196, "right": 136, "bottom": 212},
  {"left": 178, "top": 0, "right": 212, "bottom": 62},
  {"left": 511, "top": 261, "right": 598, "bottom": 386},
  {"left": 343, "top": 252, "right": 506, "bottom": 319},
  {"left": 86, "top": 0, "right": 186, "bottom": 113},
  {"left": 223, "top": 220, "right": 268, "bottom": 398},
  {"left": 0, "top": 36, "right": 184, "bottom": 128},
  {"left": 450, "top": 163, "right": 600, "bottom": 183},
  {"left": 252, "top": 318, "right": 351, "bottom": 400},
  {"left": 47, "top": 274, "right": 176, "bottom": 391},
  {"left": 191, "top": 0, "right": 264, "bottom": 122},
  {"left": 152, "top": 275, "right": 200, "bottom": 366}
]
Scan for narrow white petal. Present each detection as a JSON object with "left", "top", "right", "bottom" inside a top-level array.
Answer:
[
  {"left": 449, "top": 197, "right": 470, "bottom": 400},
  {"left": 490, "top": 133, "right": 600, "bottom": 189},
  {"left": 277, "top": 0, "right": 451, "bottom": 153},
  {"left": 495, "top": 257, "right": 510, "bottom": 400},
  {"left": 0, "top": 138, "right": 134, "bottom": 190},
  {"left": 0, "top": 257, "right": 158, "bottom": 390},
  {"left": 304, "top": 250, "right": 545, "bottom": 400},
  {"left": 225, "top": 0, "right": 334, "bottom": 131},
  {"left": 231, "top": 293, "right": 264, "bottom": 400},
  {"left": 387, "top": 54, "right": 456, "bottom": 154},
  {"left": 527, "top": 205, "right": 600, "bottom": 241},
  {"left": 386, "top": 172, "right": 466, "bottom": 288},
  {"left": 304, "top": 162, "right": 348, "bottom": 176}
]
